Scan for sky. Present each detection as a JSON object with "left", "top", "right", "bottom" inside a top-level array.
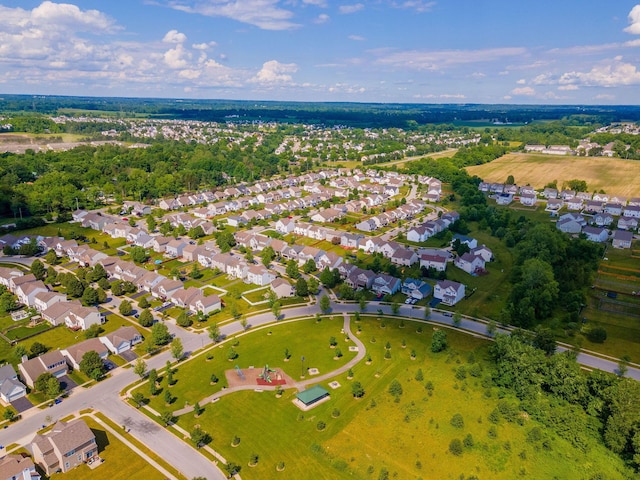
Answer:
[{"left": 1, "top": 1, "right": 640, "bottom": 104}]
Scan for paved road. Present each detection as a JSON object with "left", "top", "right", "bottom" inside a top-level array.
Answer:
[{"left": 2, "top": 294, "right": 638, "bottom": 480}]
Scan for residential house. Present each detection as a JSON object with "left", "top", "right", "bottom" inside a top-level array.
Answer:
[
  {"left": 100, "top": 326, "right": 143, "bottom": 355},
  {"left": 15, "top": 280, "right": 49, "bottom": 308},
  {"left": 623, "top": 205, "right": 640, "bottom": 218},
  {"left": 356, "top": 219, "right": 377, "bottom": 232},
  {"left": 33, "top": 291, "right": 67, "bottom": 313},
  {"left": 371, "top": 273, "right": 401, "bottom": 296},
  {"left": 151, "top": 278, "right": 183, "bottom": 300},
  {"left": 545, "top": 199, "right": 563, "bottom": 212},
  {"left": 190, "top": 293, "right": 222, "bottom": 315},
  {"left": 151, "top": 236, "right": 171, "bottom": 253},
  {"left": 0, "top": 454, "right": 40, "bottom": 480},
  {"left": 434, "top": 280, "right": 466, "bottom": 306},
  {"left": 593, "top": 212, "right": 614, "bottom": 227},
  {"left": 0, "top": 364, "right": 27, "bottom": 404},
  {"left": 565, "top": 198, "right": 583, "bottom": 211},
  {"left": 18, "top": 350, "right": 68, "bottom": 388},
  {"left": 270, "top": 278, "right": 295, "bottom": 298},
  {"left": 275, "top": 218, "right": 296, "bottom": 234},
  {"left": 31, "top": 419, "right": 97, "bottom": 475},
  {"left": 470, "top": 245, "right": 493, "bottom": 263},
  {"left": 520, "top": 193, "right": 537, "bottom": 207},
  {"left": 401, "top": 278, "right": 432, "bottom": 300},
  {"left": 612, "top": 230, "right": 633, "bottom": 249},
  {"left": 495, "top": 193, "right": 513, "bottom": 205},
  {"left": 582, "top": 226, "right": 609, "bottom": 243},
  {"left": 454, "top": 253, "right": 486, "bottom": 275},
  {"left": 556, "top": 213, "right": 586, "bottom": 234},
  {"left": 452, "top": 234, "right": 478, "bottom": 250},
  {"left": 245, "top": 265, "right": 276, "bottom": 286},
  {"left": 618, "top": 217, "right": 638, "bottom": 231},
  {"left": 585, "top": 200, "right": 605, "bottom": 214},
  {"left": 165, "top": 239, "right": 189, "bottom": 258},
  {"left": 61, "top": 338, "right": 109, "bottom": 371},
  {"left": 604, "top": 203, "right": 623, "bottom": 216},
  {"left": 420, "top": 254, "right": 448, "bottom": 272},
  {"left": 0, "top": 266, "right": 22, "bottom": 289},
  {"left": 390, "top": 248, "right": 418, "bottom": 266},
  {"left": 340, "top": 233, "right": 363, "bottom": 249}
]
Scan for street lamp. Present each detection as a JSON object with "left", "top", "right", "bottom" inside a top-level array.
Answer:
[{"left": 301, "top": 356, "right": 305, "bottom": 378}]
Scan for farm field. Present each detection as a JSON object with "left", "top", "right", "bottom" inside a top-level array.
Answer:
[
  {"left": 465, "top": 153, "right": 640, "bottom": 197},
  {"left": 168, "top": 316, "right": 630, "bottom": 480}
]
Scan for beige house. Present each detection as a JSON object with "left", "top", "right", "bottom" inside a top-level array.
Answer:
[
  {"left": 0, "top": 454, "right": 40, "bottom": 480},
  {"left": 18, "top": 350, "right": 68, "bottom": 388},
  {"left": 61, "top": 338, "right": 110, "bottom": 371},
  {"left": 32, "top": 419, "right": 97, "bottom": 475}
]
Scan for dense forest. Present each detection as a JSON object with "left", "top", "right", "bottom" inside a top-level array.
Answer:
[{"left": 4, "top": 94, "right": 640, "bottom": 127}]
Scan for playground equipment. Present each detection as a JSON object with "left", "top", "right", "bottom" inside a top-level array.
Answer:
[
  {"left": 258, "top": 364, "right": 277, "bottom": 383},
  {"left": 235, "top": 365, "right": 245, "bottom": 380}
]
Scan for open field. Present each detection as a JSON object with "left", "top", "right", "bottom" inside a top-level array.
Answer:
[
  {"left": 466, "top": 152, "right": 640, "bottom": 197},
  {"left": 170, "top": 316, "right": 630, "bottom": 480}
]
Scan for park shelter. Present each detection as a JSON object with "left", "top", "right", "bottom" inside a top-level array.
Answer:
[{"left": 296, "top": 385, "right": 330, "bottom": 408}]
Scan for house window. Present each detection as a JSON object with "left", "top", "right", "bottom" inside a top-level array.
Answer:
[
  {"left": 78, "top": 453, "right": 82, "bottom": 461},
  {"left": 65, "top": 462, "right": 70, "bottom": 470}
]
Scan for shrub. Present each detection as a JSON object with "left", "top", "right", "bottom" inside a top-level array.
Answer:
[
  {"left": 463, "top": 434, "right": 474, "bottom": 448},
  {"left": 586, "top": 327, "right": 607, "bottom": 343},
  {"left": 449, "top": 438, "right": 463, "bottom": 456},
  {"left": 317, "top": 421, "right": 326, "bottom": 431},
  {"left": 450, "top": 413, "right": 464, "bottom": 429}
]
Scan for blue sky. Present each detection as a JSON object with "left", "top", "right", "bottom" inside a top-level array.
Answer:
[{"left": 1, "top": 1, "right": 640, "bottom": 104}]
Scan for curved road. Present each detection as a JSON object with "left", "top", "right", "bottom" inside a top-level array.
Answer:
[{"left": 1, "top": 294, "right": 638, "bottom": 480}]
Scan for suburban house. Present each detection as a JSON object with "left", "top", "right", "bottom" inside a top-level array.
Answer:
[
  {"left": 434, "top": 280, "right": 466, "bottom": 306},
  {"left": 0, "top": 454, "right": 40, "bottom": 480},
  {"left": 31, "top": 419, "right": 97, "bottom": 475},
  {"left": 165, "top": 239, "right": 189, "bottom": 258},
  {"left": 0, "top": 266, "right": 23, "bottom": 289},
  {"left": 470, "top": 245, "right": 493, "bottom": 263},
  {"left": 452, "top": 234, "right": 478, "bottom": 250},
  {"left": 18, "top": 350, "right": 68, "bottom": 388},
  {"left": 390, "top": 248, "right": 419, "bottom": 266},
  {"left": 582, "top": 226, "right": 609, "bottom": 243},
  {"left": 270, "top": 278, "right": 295, "bottom": 298},
  {"left": 556, "top": 213, "right": 587, "bottom": 234},
  {"left": 33, "top": 291, "right": 67, "bottom": 313},
  {"left": 0, "top": 364, "right": 27, "bottom": 404},
  {"left": 371, "top": 273, "right": 401, "bottom": 296},
  {"left": 401, "top": 278, "right": 432, "bottom": 300},
  {"left": 61, "top": 338, "right": 109, "bottom": 371},
  {"left": 618, "top": 217, "right": 639, "bottom": 231},
  {"left": 612, "top": 229, "right": 633, "bottom": 249},
  {"left": 593, "top": 212, "right": 614, "bottom": 227},
  {"left": 420, "top": 253, "right": 448, "bottom": 272},
  {"left": 42, "top": 303, "right": 102, "bottom": 331},
  {"left": 454, "top": 253, "right": 486, "bottom": 275},
  {"left": 520, "top": 193, "right": 537, "bottom": 207},
  {"left": 100, "top": 326, "right": 143, "bottom": 355},
  {"left": 14, "top": 280, "right": 49, "bottom": 308}
]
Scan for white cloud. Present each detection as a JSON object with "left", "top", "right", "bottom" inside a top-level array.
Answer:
[
  {"left": 511, "top": 86, "right": 535, "bottom": 96},
  {"left": 558, "top": 84, "right": 578, "bottom": 91},
  {"left": 498, "top": 70, "right": 510, "bottom": 76},
  {"left": 161, "top": 0, "right": 299, "bottom": 31},
  {"left": 594, "top": 93, "right": 615, "bottom": 101},
  {"left": 471, "top": 72, "right": 485, "bottom": 78},
  {"left": 413, "top": 93, "right": 466, "bottom": 99},
  {"left": 249, "top": 60, "right": 298, "bottom": 84},
  {"left": 303, "top": 0, "right": 327, "bottom": 6},
  {"left": 624, "top": 5, "right": 640, "bottom": 34},
  {"left": 516, "top": 78, "right": 526, "bottom": 84},
  {"left": 373, "top": 47, "right": 526, "bottom": 70},
  {"left": 503, "top": 95, "right": 512, "bottom": 100},
  {"left": 328, "top": 83, "right": 366, "bottom": 93},
  {"left": 192, "top": 41, "right": 217, "bottom": 50},
  {"left": 559, "top": 59, "right": 640, "bottom": 87},
  {"left": 164, "top": 43, "right": 191, "bottom": 69},
  {"left": 339, "top": 4, "right": 364, "bottom": 14},
  {"left": 348, "top": 35, "right": 365, "bottom": 41},
  {"left": 163, "top": 30, "right": 187, "bottom": 44},
  {"left": 391, "top": 1, "right": 436, "bottom": 12},
  {"left": 314, "top": 13, "right": 330, "bottom": 24}
]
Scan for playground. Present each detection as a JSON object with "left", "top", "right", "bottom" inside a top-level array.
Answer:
[{"left": 225, "top": 365, "right": 292, "bottom": 388}]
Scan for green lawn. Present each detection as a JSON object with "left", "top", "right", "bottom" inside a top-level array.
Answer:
[
  {"left": 56, "top": 416, "right": 172, "bottom": 480},
  {"left": 134, "top": 317, "right": 356, "bottom": 412},
  {"left": 167, "top": 315, "right": 629, "bottom": 480}
]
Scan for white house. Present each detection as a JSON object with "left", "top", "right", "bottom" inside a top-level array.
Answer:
[
  {"left": 434, "top": 280, "right": 466, "bottom": 306},
  {"left": 454, "top": 253, "right": 486, "bottom": 275},
  {"left": 582, "top": 226, "right": 609, "bottom": 243},
  {"left": 612, "top": 229, "right": 633, "bottom": 249},
  {"left": 420, "top": 254, "right": 448, "bottom": 271},
  {"left": 100, "top": 326, "right": 143, "bottom": 355},
  {"left": 0, "top": 364, "right": 27, "bottom": 404},
  {"left": 61, "top": 338, "right": 109, "bottom": 371}
]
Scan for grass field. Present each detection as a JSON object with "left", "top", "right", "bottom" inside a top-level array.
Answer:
[
  {"left": 466, "top": 152, "right": 640, "bottom": 197},
  {"left": 169, "top": 316, "right": 630, "bottom": 480}
]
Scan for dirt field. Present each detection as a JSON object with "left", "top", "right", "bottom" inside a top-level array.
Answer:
[{"left": 466, "top": 152, "right": 640, "bottom": 197}]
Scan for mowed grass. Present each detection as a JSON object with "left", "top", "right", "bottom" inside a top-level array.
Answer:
[
  {"left": 466, "top": 152, "right": 640, "bottom": 197},
  {"left": 57, "top": 416, "right": 169, "bottom": 480},
  {"left": 136, "top": 317, "right": 356, "bottom": 411},
  {"left": 173, "top": 316, "right": 629, "bottom": 480}
]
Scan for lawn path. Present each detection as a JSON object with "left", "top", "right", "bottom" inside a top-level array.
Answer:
[{"left": 172, "top": 313, "right": 366, "bottom": 416}]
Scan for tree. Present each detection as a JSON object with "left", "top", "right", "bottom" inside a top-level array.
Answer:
[
  {"left": 191, "top": 427, "right": 211, "bottom": 447},
  {"left": 45, "top": 249, "right": 58, "bottom": 265},
  {"left": 34, "top": 373, "right": 55, "bottom": 393},
  {"left": 303, "top": 259, "right": 317, "bottom": 274},
  {"left": 505, "top": 174, "right": 515, "bottom": 185},
  {"left": 319, "top": 295, "right": 331, "bottom": 314},
  {"left": 391, "top": 302, "right": 400, "bottom": 315},
  {"left": 130, "top": 246, "right": 148, "bottom": 264},
  {"left": 188, "top": 225, "right": 205, "bottom": 239},
  {"left": 96, "top": 287, "right": 107, "bottom": 304},
  {"left": 132, "top": 392, "right": 146, "bottom": 408},
  {"left": 46, "top": 376, "right": 62, "bottom": 399},
  {"left": 171, "top": 338, "right": 184, "bottom": 360},
  {"left": 160, "top": 411, "right": 174, "bottom": 426},
  {"left": 80, "top": 350, "right": 106, "bottom": 380},
  {"left": 3, "top": 408, "right": 17, "bottom": 422},
  {"left": 31, "top": 259, "right": 46, "bottom": 280},
  {"left": 30, "top": 342, "right": 48, "bottom": 358},
  {"left": 450, "top": 413, "right": 464, "bottom": 428},
  {"left": 452, "top": 311, "right": 462, "bottom": 327},
  {"left": 193, "top": 401, "right": 204, "bottom": 416},
  {"left": 0, "top": 292, "right": 18, "bottom": 314},
  {"left": 261, "top": 246, "right": 275, "bottom": 267},
  {"left": 359, "top": 297, "right": 368, "bottom": 312},
  {"left": 119, "top": 300, "right": 133, "bottom": 316},
  {"left": 587, "top": 327, "right": 607, "bottom": 343},
  {"left": 146, "top": 215, "right": 157, "bottom": 232},
  {"left": 271, "top": 301, "right": 281, "bottom": 320},
  {"left": 532, "top": 327, "right": 556, "bottom": 355},
  {"left": 352, "top": 381, "right": 365, "bottom": 398},
  {"left": 81, "top": 286, "right": 99, "bottom": 306},
  {"left": 431, "top": 330, "right": 447, "bottom": 353},
  {"left": 449, "top": 438, "right": 463, "bottom": 456},
  {"left": 45, "top": 266, "right": 58, "bottom": 284},
  {"left": 215, "top": 231, "right": 236, "bottom": 252},
  {"left": 295, "top": 277, "right": 309, "bottom": 297},
  {"left": 177, "top": 311, "right": 193, "bottom": 328},
  {"left": 66, "top": 276, "right": 84, "bottom": 298},
  {"left": 286, "top": 259, "right": 300, "bottom": 279},
  {"left": 139, "top": 308, "right": 154, "bottom": 327},
  {"left": 84, "top": 324, "right": 104, "bottom": 339},
  {"left": 388, "top": 379, "right": 403, "bottom": 397},
  {"left": 224, "top": 462, "right": 241, "bottom": 478},
  {"left": 151, "top": 322, "right": 172, "bottom": 346},
  {"left": 138, "top": 296, "right": 150, "bottom": 309},
  {"left": 189, "top": 263, "right": 203, "bottom": 279},
  {"left": 308, "top": 277, "right": 319, "bottom": 294},
  {"left": 91, "top": 263, "right": 107, "bottom": 282},
  {"left": 319, "top": 267, "right": 338, "bottom": 288},
  {"left": 133, "top": 358, "right": 147, "bottom": 378},
  {"left": 208, "top": 323, "right": 221, "bottom": 343}
]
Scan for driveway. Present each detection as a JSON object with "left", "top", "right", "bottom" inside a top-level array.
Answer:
[
  {"left": 59, "top": 375, "right": 78, "bottom": 393},
  {"left": 10, "top": 396, "right": 33, "bottom": 413},
  {"left": 120, "top": 350, "right": 138, "bottom": 362}
]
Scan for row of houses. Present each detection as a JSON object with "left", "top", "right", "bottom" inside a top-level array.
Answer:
[
  {"left": 406, "top": 211, "right": 461, "bottom": 243},
  {"left": 355, "top": 199, "right": 428, "bottom": 232},
  {"left": 555, "top": 213, "right": 634, "bottom": 247},
  {"left": 0, "top": 325, "right": 141, "bottom": 406}
]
